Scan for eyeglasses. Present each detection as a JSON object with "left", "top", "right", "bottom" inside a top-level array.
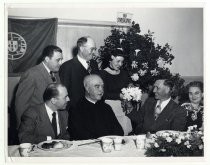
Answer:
[{"left": 83, "top": 45, "right": 97, "bottom": 52}]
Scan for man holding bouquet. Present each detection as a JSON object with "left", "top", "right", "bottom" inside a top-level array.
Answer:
[{"left": 127, "top": 79, "right": 186, "bottom": 134}]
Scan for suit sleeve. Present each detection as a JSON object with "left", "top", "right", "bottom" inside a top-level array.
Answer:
[
  {"left": 18, "top": 109, "right": 47, "bottom": 144},
  {"left": 59, "top": 64, "right": 71, "bottom": 94},
  {"left": 171, "top": 106, "right": 187, "bottom": 131},
  {"left": 15, "top": 71, "right": 35, "bottom": 128}
]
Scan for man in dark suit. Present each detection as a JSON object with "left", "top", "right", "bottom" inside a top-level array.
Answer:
[
  {"left": 69, "top": 74, "right": 123, "bottom": 140},
  {"left": 59, "top": 36, "right": 99, "bottom": 109},
  {"left": 127, "top": 79, "right": 186, "bottom": 134},
  {"left": 15, "top": 45, "right": 63, "bottom": 128},
  {"left": 18, "top": 83, "right": 70, "bottom": 144}
]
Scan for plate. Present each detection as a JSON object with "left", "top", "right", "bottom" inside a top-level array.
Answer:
[
  {"left": 156, "top": 130, "right": 180, "bottom": 136},
  {"left": 98, "top": 136, "right": 129, "bottom": 145},
  {"left": 37, "top": 139, "right": 73, "bottom": 151}
]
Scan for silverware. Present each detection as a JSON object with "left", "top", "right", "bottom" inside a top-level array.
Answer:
[{"left": 78, "top": 140, "right": 101, "bottom": 146}]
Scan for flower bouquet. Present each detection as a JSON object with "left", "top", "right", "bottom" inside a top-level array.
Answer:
[
  {"left": 145, "top": 125, "right": 204, "bottom": 157},
  {"left": 121, "top": 87, "right": 142, "bottom": 114}
]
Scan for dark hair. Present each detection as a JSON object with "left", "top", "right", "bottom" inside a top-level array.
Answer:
[
  {"left": 163, "top": 79, "right": 174, "bottom": 91},
  {"left": 43, "top": 83, "right": 64, "bottom": 102},
  {"left": 40, "top": 45, "right": 62, "bottom": 61},
  {"left": 101, "top": 48, "right": 125, "bottom": 69},
  {"left": 187, "top": 81, "right": 203, "bottom": 93},
  {"left": 77, "top": 36, "right": 89, "bottom": 49}
]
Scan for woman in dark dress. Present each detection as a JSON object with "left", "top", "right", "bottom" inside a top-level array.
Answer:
[
  {"left": 99, "top": 48, "right": 132, "bottom": 135},
  {"left": 181, "top": 81, "right": 203, "bottom": 130}
]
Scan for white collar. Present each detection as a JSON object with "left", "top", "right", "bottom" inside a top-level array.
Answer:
[
  {"left": 85, "top": 96, "right": 96, "bottom": 104},
  {"left": 42, "top": 62, "right": 51, "bottom": 73},
  {"left": 77, "top": 55, "right": 88, "bottom": 69},
  {"left": 156, "top": 97, "right": 171, "bottom": 112},
  {"left": 45, "top": 104, "right": 57, "bottom": 116}
]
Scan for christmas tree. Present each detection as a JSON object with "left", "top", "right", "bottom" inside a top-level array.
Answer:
[{"left": 99, "top": 21, "right": 185, "bottom": 98}]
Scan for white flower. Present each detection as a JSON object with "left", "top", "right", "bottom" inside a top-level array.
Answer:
[
  {"left": 119, "top": 39, "right": 124, "bottom": 44},
  {"left": 154, "top": 142, "right": 159, "bottom": 148},
  {"left": 150, "top": 69, "right": 159, "bottom": 76},
  {"left": 166, "top": 137, "right": 173, "bottom": 143},
  {"left": 175, "top": 138, "right": 182, "bottom": 144},
  {"left": 117, "top": 47, "right": 123, "bottom": 51},
  {"left": 138, "top": 69, "right": 147, "bottom": 76},
  {"left": 187, "top": 144, "right": 191, "bottom": 148},
  {"left": 199, "top": 144, "right": 204, "bottom": 150},
  {"left": 131, "top": 73, "right": 139, "bottom": 81},
  {"left": 135, "top": 49, "right": 141, "bottom": 56},
  {"left": 131, "top": 61, "right": 138, "bottom": 69},
  {"left": 184, "top": 141, "right": 190, "bottom": 146},
  {"left": 121, "top": 87, "right": 142, "bottom": 102},
  {"left": 142, "top": 62, "right": 148, "bottom": 69},
  {"left": 157, "top": 57, "right": 165, "bottom": 68},
  {"left": 160, "top": 148, "right": 166, "bottom": 152}
]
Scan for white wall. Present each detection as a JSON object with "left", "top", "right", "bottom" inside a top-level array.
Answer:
[{"left": 7, "top": 4, "right": 203, "bottom": 77}]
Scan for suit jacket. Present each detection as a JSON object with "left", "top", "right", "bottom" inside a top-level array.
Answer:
[
  {"left": 127, "top": 98, "right": 186, "bottom": 134},
  {"left": 18, "top": 104, "right": 70, "bottom": 144},
  {"left": 15, "top": 63, "right": 60, "bottom": 128},
  {"left": 59, "top": 57, "right": 99, "bottom": 109}
]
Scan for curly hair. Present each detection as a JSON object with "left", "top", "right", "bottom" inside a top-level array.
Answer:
[{"left": 187, "top": 81, "right": 203, "bottom": 93}]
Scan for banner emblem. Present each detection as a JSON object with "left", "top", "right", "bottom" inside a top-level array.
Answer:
[{"left": 8, "top": 32, "right": 27, "bottom": 60}]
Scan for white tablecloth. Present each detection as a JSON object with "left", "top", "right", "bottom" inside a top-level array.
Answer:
[{"left": 7, "top": 136, "right": 146, "bottom": 157}]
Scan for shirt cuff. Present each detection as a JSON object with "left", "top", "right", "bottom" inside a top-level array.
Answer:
[{"left": 47, "top": 136, "right": 52, "bottom": 141}]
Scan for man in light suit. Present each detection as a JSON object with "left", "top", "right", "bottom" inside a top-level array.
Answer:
[
  {"left": 127, "top": 79, "right": 186, "bottom": 134},
  {"left": 15, "top": 45, "right": 63, "bottom": 128},
  {"left": 59, "top": 36, "right": 99, "bottom": 110},
  {"left": 18, "top": 83, "right": 70, "bottom": 144}
]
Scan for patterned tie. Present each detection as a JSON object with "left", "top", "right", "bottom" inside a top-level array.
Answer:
[
  {"left": 52, "top": 112, "right": 57, "bottom": 137},
  {"left": 50, "top": 71, "right": 56, "bottom": 82},
  {"left": 154, "top": 103, "right": 162, "bottom": 120},
  {"left": 86, "top": 61, "right": 92, "bottom": 74}
]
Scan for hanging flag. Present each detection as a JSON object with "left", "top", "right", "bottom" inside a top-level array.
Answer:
[{"left": 8, "top": 18, "right": 58, "bottom": 73}]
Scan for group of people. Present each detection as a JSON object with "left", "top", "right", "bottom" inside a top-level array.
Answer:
[{"left": 14, "top": 36, "right": 204, "bottom": 144}]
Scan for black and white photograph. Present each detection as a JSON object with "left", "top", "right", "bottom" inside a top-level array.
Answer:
[{"left": 1, "top": 0, "right": 210, "bottom": 164}]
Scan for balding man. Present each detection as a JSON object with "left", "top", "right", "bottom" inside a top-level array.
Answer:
[
  {"left": 59, "top": 36, "right": 99, "bottom": 110},
  {"left": 127, "top": 79, "right": 186, "bottom": 134},
  {"left": 18, "top": 83, "right": 70, "bottom": 144},
  {"left": 69, "top": 74, "right": 123, "bottom": 140}
]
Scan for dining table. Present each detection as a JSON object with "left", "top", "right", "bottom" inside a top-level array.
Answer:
[{"left": 7, "top": 135, "right": 146, "bottom": 158}]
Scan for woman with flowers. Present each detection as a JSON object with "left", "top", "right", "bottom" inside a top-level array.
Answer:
[
  {"left": 99, "top": 48, "right": 132, "bottom": 135},
  {"left": 181, "top": 81, "right": 204, "bottom": 130}
]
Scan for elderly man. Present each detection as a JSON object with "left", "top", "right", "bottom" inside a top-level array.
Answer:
[
  {"left": 15, "top": 45, "right": 63, "bottom": 128},
  {"left": 59, "top": 36, "right": 99, "bottom": 110},
  {"left": 18, "top": 83, "right": 70, "bottom": 144},
  {"left": 69, "top": 74, "right": 123, "bottom": 140},
  {"left": 127, "top": 79, "right": 186, "bottom": 134}
]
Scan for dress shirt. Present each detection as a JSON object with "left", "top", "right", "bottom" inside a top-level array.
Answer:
[
  {"left": 45, "top": 104, "right": 60, "bottom": 135},
  {"left": 156, "top": 97, "right": 171, "bottom": 113},
  {"left": 42, "top": 62, "right": 51, "bottom": 73},
  {"left": 77, "top": 55, "right": 88, "bottom": 69}
]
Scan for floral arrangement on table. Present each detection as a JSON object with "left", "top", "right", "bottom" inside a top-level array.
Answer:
[
  {"left": 121, "top": 86, "right": 142, "bottom": 114},
  {"left": 98, "top": 21, "right": 185, "bottom": 98},
  {"left": 144, "top": 125, "right": 204, "bottom": 157}
]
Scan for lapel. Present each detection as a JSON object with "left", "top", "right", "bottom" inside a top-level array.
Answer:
[
  {"left": 155, "top": 99, "right": 174, "bottom": 122},
  {"left": 40, "top": 104, "right": 56, "bottom": 137},
  {"left": 37, "top": 63, "right": 53, "bottom": 83},
  {"left": 74, "top": 56, "right": 88, "bottom": 72}
]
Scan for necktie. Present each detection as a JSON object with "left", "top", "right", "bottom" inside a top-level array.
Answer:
[
  {"left": 154, "top": 103, "right": 162, "bottom": 120},
  {"left": 86, "top": 61, "right": 92, "bottom": 74},
  {"left": 50, "top": 71, "right": 56, "bottom": 82},
  {"left": 52, "top": 112, "right": 57, "bottom": 137}
]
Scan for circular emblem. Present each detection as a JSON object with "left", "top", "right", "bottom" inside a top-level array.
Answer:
[{"left": 8, "top": 32, "right": 27, "bottom": 60}]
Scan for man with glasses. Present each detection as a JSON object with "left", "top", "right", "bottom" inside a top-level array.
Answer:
[{"left": 59, "top": 36, "right": 99, "bottom": 110}]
